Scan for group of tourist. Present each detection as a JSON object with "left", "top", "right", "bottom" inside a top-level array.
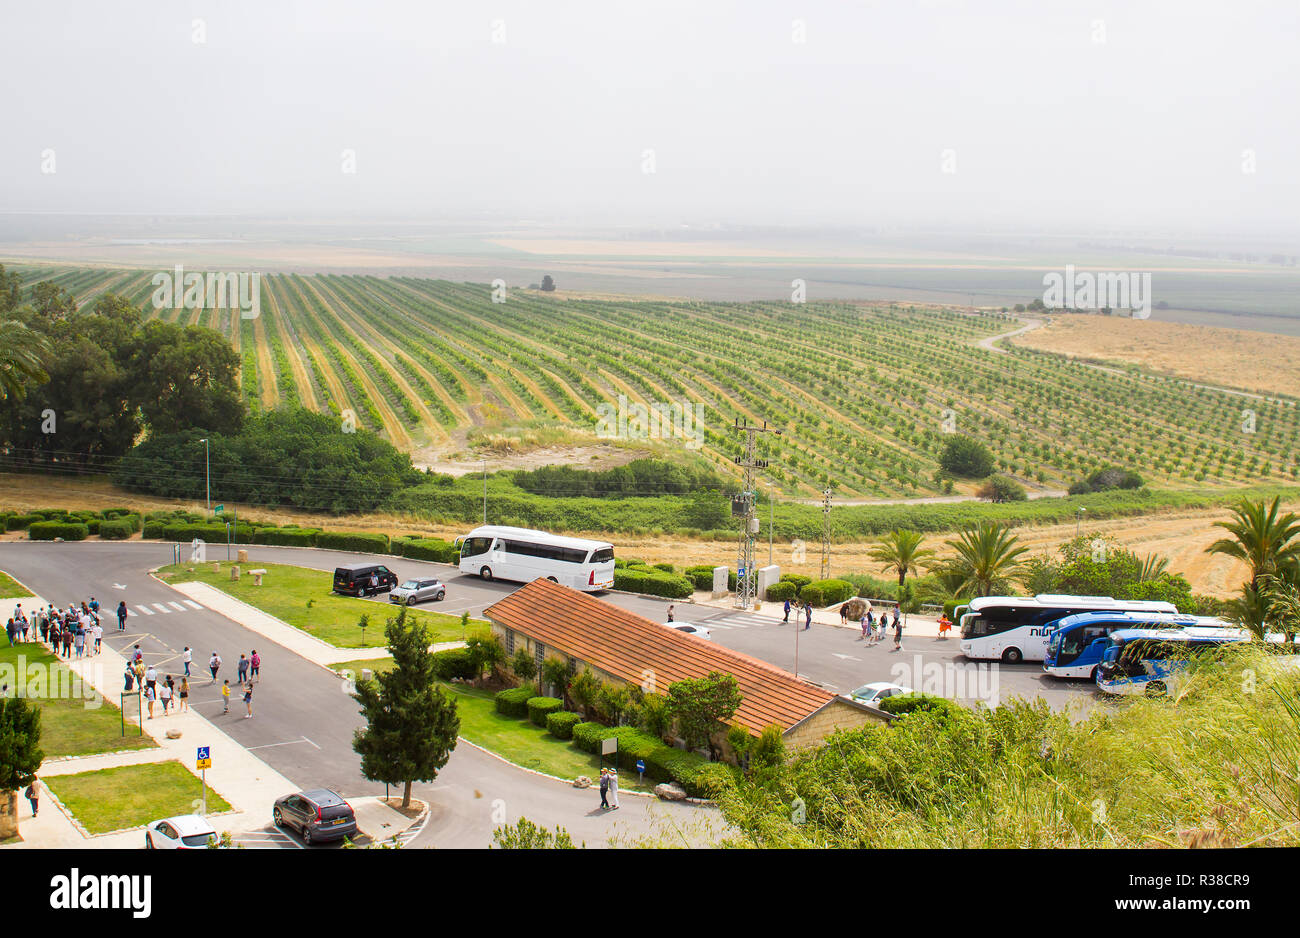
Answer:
[{"left": 6, "top": 600, "right": 106, "bottom": 658}]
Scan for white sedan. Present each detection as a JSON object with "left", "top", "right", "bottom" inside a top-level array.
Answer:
[
  {"left": 145, "top": 815, "right": 217, "bottom": 849},
  {"left": 666, "top": 623, "right": 712, "bottom": 641},
  {"left": 847, "top": 682, "right": 913, "bottom": 705}
]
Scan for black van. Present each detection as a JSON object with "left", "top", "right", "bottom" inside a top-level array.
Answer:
[{"left": 332, "top": 563, "right": 397, "bottom": 597}]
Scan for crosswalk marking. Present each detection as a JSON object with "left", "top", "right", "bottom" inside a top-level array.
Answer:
[
  {"left": 182, "top": 600, "right": 202, "bottom": 609},
  {"left": 135, "top": 605, "right": 154, "bottom": 616},
  {"left": 152, "top": 603, "right": 171, "bottom": 614},
  {"left": 168, "top": 602, "right": 186, "bottom": 612}
]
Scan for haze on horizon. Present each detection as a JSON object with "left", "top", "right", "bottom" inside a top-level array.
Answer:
[{"left": 3, "top": 0, "right": 1298, "bottom": 241}]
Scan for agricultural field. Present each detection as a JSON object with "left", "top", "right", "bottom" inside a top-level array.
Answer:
[{"left": 14, "top": 265, "right": 1300, "bottom": 499}]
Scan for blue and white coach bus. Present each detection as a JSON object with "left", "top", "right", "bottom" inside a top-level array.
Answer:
[
  {"left": 1043, "top": 611, "right": 1233, "bottom": 679},
  {"left": 956, "top": 594, "right": 1179, "bottom": 663}
]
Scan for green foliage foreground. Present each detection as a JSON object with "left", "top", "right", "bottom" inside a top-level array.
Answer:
[{"left": 715, "top": 646, "right": 1300, "bottom": 848}]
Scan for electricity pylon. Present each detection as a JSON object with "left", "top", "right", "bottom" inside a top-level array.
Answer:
[{"left": 732, "top": 418, "right": 782, "bottom": 610}]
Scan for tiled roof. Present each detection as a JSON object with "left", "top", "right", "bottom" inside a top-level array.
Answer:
[{"left": 483, "top": 578, "right": 836, "bottom": 734}]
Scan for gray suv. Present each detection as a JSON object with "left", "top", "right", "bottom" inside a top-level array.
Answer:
[
  {"left": 273, "top": 789, "right": 357, "bottom": 845},
  {"left": 389, "top": 576, "right": 446, "bottom": 606}
]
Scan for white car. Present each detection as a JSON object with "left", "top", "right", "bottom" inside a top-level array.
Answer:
[
  {"left": 667, "top": 623, "right": 712, "bottom": 641},
  {"left": 847, "top": 682, "right": 913, "bottom": 706},
  {"left": 145, "top": 814, "right": 217, "bottom": 849}
]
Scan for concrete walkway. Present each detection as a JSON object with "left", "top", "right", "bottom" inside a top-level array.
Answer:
[
  {"left": 2, "top": 591, "right": 412, "bottom": 849},
  {"left": 682, "top": 590, "right": 953, "bottom": 638}
]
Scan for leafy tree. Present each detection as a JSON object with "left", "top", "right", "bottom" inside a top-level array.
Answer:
[
  {"left": 976, "top": 475, "right": 1027, "bottom": 503},
  {"left": 939, "top": 435, "right": 995, "bottom": 478},
  {"left": 0, "top": 697, "right": 44, "bottom": 840},
  {"left": 937, "top": 522, "right": 1028, "bottom": 597},
  {"left": 666, "top": 671, "right": 743, "bottom": 759},
  {"left": 638, "top": 693, "right": 671, "bottom": 739},
  {"left": 1018, "top": 555, "right": 1059, "bottom": 595},
  {"left": 1207, "top": 497, "right": 1300, "bottom": 591},
  {"left": 567, "top": 668, "right": 600, "bottom": 715},
  {"left": 867, "top": 529, "right": 935, "bottom": 588},
  {"left": 352, "top": 607, "right": 460, "bottom": 808},
  {"left": 466, "top": 635, "right": 506, "bottom": 681},
  {"left": 540, "top": 657, "right": 570, "bottom": 701},
  {"left": 595, "top": 682, "right": 631, "bottom": 725},
  {"left": 510, "top": 647, "right": 537, "bottom": 683},
  {"left": 30, "top": 281, "right": 77, "bottom": 320},
  {"left": 131, "top": 318, "right": 243, "bottom": 437},
  {"left": 540, "top": 275, "right": 556, "bottom": 292},
  {"left": 491, "top": 817, "right": 581, "bottom": 848}
]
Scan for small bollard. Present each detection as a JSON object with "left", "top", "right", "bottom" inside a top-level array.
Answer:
[
  {"left": 212, "top": 562, "right": 220, "bottom": 573},
  {"left": 237, "top": 549, "right": 248, "bottom": 563},
  {"left": 361, "top": 669, "right": 372, "bottom": 681},
  {"left": 230, "top": 565, "right": 240, "bottom": 581}
]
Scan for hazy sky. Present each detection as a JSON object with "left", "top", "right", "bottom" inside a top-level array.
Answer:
[{"left": 4, "top": 0, "right": 1297, "bottom": 235}]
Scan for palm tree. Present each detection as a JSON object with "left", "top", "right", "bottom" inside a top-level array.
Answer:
[
  {"left": 868, "top": 529, "right": 936, "bottom": 588},
  {"left": 938, "top": 522, "right": 1029, "bottom": 598},
  {"left": 1206, "top": 497, "right": 1300, "bottom": 590},
  {"left": 1137, "top": 553, "right": 1170, "bottom": 582},
  {"left": 0, "top": 320, "right": 51, "bottom": 402}
]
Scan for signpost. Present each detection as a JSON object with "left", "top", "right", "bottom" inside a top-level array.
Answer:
[
  {"left": 636, "top": 758, "right": 646, "bottom": 785},
  {"left": 600, "top": 736, "right": 617, "bottom": 773},
  {"left": 196, "top": 746, "right": 212, "bottom": 815}
]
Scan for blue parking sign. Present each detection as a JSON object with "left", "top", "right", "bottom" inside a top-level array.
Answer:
[{"left": 196, "top": 746, "right": 212, "bottom": 769}]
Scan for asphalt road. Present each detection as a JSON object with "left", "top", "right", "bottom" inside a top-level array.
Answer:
[{"left": 0, "top": 541, "right": 715, "bottom": 848}]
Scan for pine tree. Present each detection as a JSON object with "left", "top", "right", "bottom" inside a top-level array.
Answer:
[{"left": 351, "top": 608, "right": 460, "bottom": 808}]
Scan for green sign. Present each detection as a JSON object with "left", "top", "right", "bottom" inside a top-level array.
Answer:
[{"left": 214, "top": 504, "right": 224, "bottom": 514}]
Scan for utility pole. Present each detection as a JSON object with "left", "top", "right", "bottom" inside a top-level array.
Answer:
[
  {"left": 200, "top": 438, "right": 210, "bottom": 514},
  {"left": 482, "top": 460, "right": 488, "bottom": 526},
  {"left": 767, "top": 480, "right": 774, "bottom": 567},
  {"left": 820, "top": 487, "right": 833, "bottom": 580},
  {"left": 731, "top": 419, "right": 782, "bottom": 610}
]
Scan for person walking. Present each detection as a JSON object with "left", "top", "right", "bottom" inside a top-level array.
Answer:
[
  {"left": 209, "top": 651, "right": 222, "bottom": 683},
  {"left": 249, "top": 649, "right": 261, "bottom": 683},
  {"left": 61, "top": 623, "right": 72, "bottom": 658},
  {"left": 145, "top": 664, "right": 158, "bottom": 697},
  {"left": 368, "top": 571, "right": 379, "bottom": 596},
  {"left": 116, "top": 600, "right": 128, "bottom": 632},
  {"left": 782, "top": 597, "right": 791, "bottom": 623},
  {"left": 24, "top": 778, "right": 40, "bottom": 818},
  {"left": 840, "top": 603, "right": 850, "bottom": 627},
  {"left": 937, "top": 614, "right": 953, "bottom": 640},
  {"left": 598, "top": 768, "right": 610, "bottom": 809},
  {"left": 182, "top": 646, "right": 192, "bottom": 677},
  {"left": 666, "top": 605, "right": 675, "bottom": 623},
  {"left": 243, "top": 682, "right": 253, "bottom": 719},
  {"left": 159, "top": 678, "right": 173, "bottom": 716},
  {"left": 144, "top": 683, "right": 156, "bottom": 719},
  {"left": 221, "top": 680, "right": 231, "bottom": 714},
  {"left": 92, "top": 620, "right": 102, "bottom": 655},
  {"left": 804, "top": 601, "right": 813, "bottom": 631},
  {"left": 178, "top": 677, "right": 189, "bottom": 713},
  {"left": 4, "top": 618, "right": 15, "bottom": 648},
  {"left": 73, "top": 625, "right": 85, "bottom": 659},
  {"left": 859, "top": 611, "right": 870, "bottom": 640},
  {"left": 123, "top": 662, "right": 136, "bottom": 692},
  {"left": 608, "top": 768, "right": 620, "bottom": 809},
  {"left": 237, "top": 653, "right": 249, "bottom": 684},
  {"left": 892, "top": 614, "right": 904, "bottom": 652},
  {"left": 132, "top": 644, "right": 143, "bottom": 665}
]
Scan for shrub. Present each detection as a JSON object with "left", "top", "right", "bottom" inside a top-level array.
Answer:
[
  {"left": 526, "top": 696, "right": 563, "bottom": 726},
  {"left": 511, "top": 647, "right": 537, "bottom": 682},
  {"left": 652, "top": 562, "right": 675, "bottom": 573},
  {"left": 545, "top": 710, "right": 581, "bottom": 740},
  {"left": 765, "top": 580, "right": 797, "bottom": 602},
  {"left": 780, "top": 573, "right": 812, "bottom": 589},
  {"left": 977, "top": 475, "right": 1028, "bottom": 503},
  {"left": 571, "top": 721, "right": 613, "bottom": 753},
  {"left": 878, "top": 693, "right": 967, "bottom": 723},
  {"left": 28, "top": 521, "right": 90, "bottom": 541},
  {"left": 643, "top": 745, "right": 711, "bottom": 795},
  {"left": 684, "top": 565, "right": 716, "bottom": 590},
  {"left": 315, "top": 531, "right": 390, "bottom": 553},
  {"left": 97, "top": 519, "right": 133, "bottom": 540},
  {"left": 495, "top": 686, "right": 536, "bottom": 718},
  {"left": 5, "top": 513, "right": 42, "bottom": 531},
  {"left": 692, "top": 762, "right": 739, "bottom": 798},
  {"left": 612, "top": 567, "right": 693, "bottom": 599},
  {"left": 431, "top": 648, "right": 477, "bottom": 682},
  {"left": 799, "top": 578, "right": 855, "bottom": 607},
  {"left": 252, "top": 526, "right": 320, "bottom": 547},
  {"left": 939, "top": 435, "right": 995, "bottom": 478},
  {"left": 393, "top": 537, "right": 458, "bottom": 563}
]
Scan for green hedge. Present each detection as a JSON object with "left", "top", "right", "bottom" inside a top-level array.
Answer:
[
  {"left": 432, "top": 648, "right": 477, "bottom": 682},
  {"left": 315, "top": 531, "right": 391, "bottom": 553},
  {"left": 643, "top": 745, "right": 713, "bottom": 797},
  {"left": 878, "top": 693, "right": 967, "bottom": 723},
  {"left": 526, "top": 696, "right": 563, "bottom": 726},
  {"left": 98, "top": 519, "right": 133, "bottom": 540},
  {"left": 799, "top": 578, "right": 856, "bottom": 607},
  {"left": 252, "top": 526, "right": 321, "bottom": 547},
  {"left": 765, "top": 580, "right": 797, "bottom": 602},
  {"left": 392, "top": 537, "right": 459, "bottom": 563},
  {"left": 780, "top": 573, "right": 813, "bottom": 589},
  {"left": 28, "top": 521, "right": 90, "bottom": 541},
  {"left": 495, "top": 686, "right": 536, "bottom": 718},
  {"left": 545, "top": 710, "right": 581, "bottom": 740},
  {"left": 5, "top": 513, "right": 41, "bottom": 531},
  {"left": 613, "top": 567, "right": 694, "bottom": 599}
]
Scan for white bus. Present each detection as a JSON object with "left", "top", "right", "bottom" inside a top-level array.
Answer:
[
  {"left": 455, "top": 525, "right": 616, "bottom": 591},
  {"left": 956, "top": 594, "right": 1180, "bottom": 664}
]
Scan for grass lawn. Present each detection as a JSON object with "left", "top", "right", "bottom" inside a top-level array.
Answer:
[
  {"left": 156, "top": 561, "right": 489, "bottom": 648},
  {"left": 326, "top": 657, "right": 655, "bottom": 790},
  {"left": 0, "top": 643, "right": 157, "bottom": 758},
  {"left": 0, "top": 570, "right": 33, "bottom": 599},
  {"left": 45, "top": 760, "right": 232, "bottom": 834}
]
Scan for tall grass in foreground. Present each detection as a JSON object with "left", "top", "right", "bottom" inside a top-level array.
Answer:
[{"left": 715, "top": 646, "right": 1300, "bottom": 848}]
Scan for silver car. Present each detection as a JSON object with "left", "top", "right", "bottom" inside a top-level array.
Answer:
[
  {"left": 389, "top": 577, "right": 446, "bottom": 605},
  {"left": 384, "top": 574, "right": 447, "bottom": 602}
]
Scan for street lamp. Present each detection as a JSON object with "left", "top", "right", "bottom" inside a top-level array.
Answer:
[
  {"left": 482, "top": 460, "right": 487, "bottom": 525},
  {"left": 1076, "top": 507, "right": 1086, "bottom": 537},
  {"left": 200, "top": 438, "right": 210, "bottom": 514}
]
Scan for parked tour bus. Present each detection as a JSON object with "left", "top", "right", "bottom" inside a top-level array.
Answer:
[
  {"left": 455, "top": 525, "right": 615, "bottom": 591},
  {"left": 1093, "top": 626, "right": 1253, "bottom": 696},
  {"left": 957, "top": 594, "right": 1180, "bottom": 663},
  {"left": 1042, "top": 611, "right": 1234, "bottom": 679}
]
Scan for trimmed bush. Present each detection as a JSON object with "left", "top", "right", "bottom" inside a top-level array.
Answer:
[
  {"left": 878, "top": 693, "right": 967, "bottom": 723},
  {"left": 526, "top": 696, "right": 563, "bottom": 726},
  {"left": 253, "top": 526, "right": 320, "bottom": 547},
  {"left": 495, "top": 686, "right": 536, "bottom": 718},
  {"left": 765, "top": 580, "right": 797, "bottom": 602},
  {"left": 545, "top": 710, "right": 581, "bottom": 740},
  {"left": 613, "top": 567, "right": 693, "bottom": 599},
  {"left": 780, "top": 573, "right": 813, "bottom": 589},
  {"left": 393, "top": 537, "right": 459, "bottom": 563},
  {"left": 28, "top": 521, "right": 90, "bottom": 541},
  {"left": 432, "top": 648, "right": 477, "bottom": 682},
  {"left": 5, "top": 513, "right": 42, "bottom": 531},
  {"left": 684, "top": 565, "right": 715, "bottom": 590},
  {"left": 315, "top": 531, "right": 390, "bottom": 553},
  {"left": 652, "top": 562, "right": 675, "bottom": 573},
  {"left": 799, "top": 578, "right": 855, "bottom": 607},
  {"left": 643, "top": 745, "right": 711, "bottom": 796},
  {"left": 98, "top": 519, "right": 133, "bottom": 540}
]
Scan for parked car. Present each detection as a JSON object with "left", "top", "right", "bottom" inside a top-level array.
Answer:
[
  {"left": 847, "top": 682, "right": 913, "bottom": 706},
  {"left": 273, "top": 789, "right": 357, "bottom": 845},
  {"left": 332, "top": 563, "right": 397, "bottom": 597},
  {"left": 389, "top": 576, "right": 446, "bottom": 605},
  {"left": 145, "top": 814, "right": 217, "bottom": 849},
  {"left": 667, "top": 623, "right": 712, "bottom": 641}
]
